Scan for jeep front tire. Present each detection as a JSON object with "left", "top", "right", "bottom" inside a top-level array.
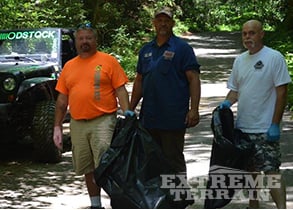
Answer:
[{"left": 32, "top": 100, "right": 62, "bottom": 163}]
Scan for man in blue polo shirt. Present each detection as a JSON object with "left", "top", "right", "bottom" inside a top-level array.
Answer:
[{"left": 130, "top": 6, "right": 201, "bottom": 174}]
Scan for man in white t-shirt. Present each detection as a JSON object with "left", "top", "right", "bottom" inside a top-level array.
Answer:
[{"left": 220, "top": 20, "right": 291, "bottom": 208}]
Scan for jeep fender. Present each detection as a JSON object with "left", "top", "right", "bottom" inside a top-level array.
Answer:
[{"left": 17, "top": 77, "right": 58, "bottom": 103}]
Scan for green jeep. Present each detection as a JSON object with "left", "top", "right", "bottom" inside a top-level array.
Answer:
[{"left": 0, "top": 28, "right": 76, "bottom": 163}]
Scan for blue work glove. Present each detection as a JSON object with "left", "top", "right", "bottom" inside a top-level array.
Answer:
[
  {"left": 124, "top": 110, "right": 135, "bottom": 117},
  {"left": 219, "top": 100, "right": 232, "bottom": 109},
  {"left": 267, "top": 123, "right": 280, "bottom": 142}
]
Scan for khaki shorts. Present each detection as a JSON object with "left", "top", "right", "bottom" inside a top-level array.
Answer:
[
  {"left": 70, "top": 113, "right": 116, "bottom": 175},
  {"left": 247, "top": 133, "right": 281, "bottom": 173}
]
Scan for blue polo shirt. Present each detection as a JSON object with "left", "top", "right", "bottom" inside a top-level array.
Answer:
[{"left": 137, "top": 35, "right": 200, "bottom": 130}]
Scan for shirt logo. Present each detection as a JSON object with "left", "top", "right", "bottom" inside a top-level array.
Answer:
[
  {"left": 144, "top": 52, "right": 152, "bottom": 58},
  {"left": 163, "top": 50, "right": 175, "bottom": 60},
  {"left": 96, "top": 65, "right": 102, "bottom": 71},
  {"left": 254, "top": 60, "right": 264, "bottom": 70}
]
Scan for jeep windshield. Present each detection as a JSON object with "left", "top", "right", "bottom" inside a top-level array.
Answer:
[{"left": 0, "top": 28, "right": 60, "bottom": 64}]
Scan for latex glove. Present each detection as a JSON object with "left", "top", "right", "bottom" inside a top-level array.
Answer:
[
  {"left": 219, "top": 100, "right": 232, "bottom": 109},
  {"left": 124, "top": 110, "right": 135, "bottom": 117},
  {"left": 267, "top": 123, "right": 280, "bottom": 142},
  {"left": 53, "top": 126, "right": 63, "bottom": 150}
]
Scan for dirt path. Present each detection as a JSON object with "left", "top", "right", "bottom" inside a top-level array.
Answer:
[{"left": 0, "top": 32, "right": 292, "bottom": 209}]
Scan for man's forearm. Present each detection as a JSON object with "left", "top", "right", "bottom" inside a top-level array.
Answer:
[
  {"left": 189, "top": 73, "right": 201, "bottom": 111},
  {"left": 272, "top": 84, "right": 288, "bottom": 124},
  {"left": 54, "top": 94, "right": 68, "bottom": 127},
  {"left": 115, "top": 85, "right": 130, "bottom": 112},
  {"left": 226, "top": 90, "right": 238, "bottom": 105},
  {"left": 130, "top": 74, "right": 143, "bottom": 111}
]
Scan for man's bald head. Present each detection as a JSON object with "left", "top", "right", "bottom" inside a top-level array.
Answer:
[
  {"left": 242, "top": 20, "right": 265, "bottom": 54},
  {"left": 243, "top": 20, "right": 263, "bottom": 32}
]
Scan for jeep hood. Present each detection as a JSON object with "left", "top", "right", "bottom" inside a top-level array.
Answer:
[
  {"left": 0, "top": 62, "right": 55, "bottom": 73},
  {"left": 0, "top": 62, "right": 58, "bottom": 83}
]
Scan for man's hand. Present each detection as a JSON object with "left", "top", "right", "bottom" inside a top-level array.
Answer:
[
  {"left": 185, "top": 109, "right": 200, "bottom": 128},
  {"left": 219, "top": 100, "right": 232, "bottom": 109},
  {"left": 267, "top": 123, "right": 280, "bottom": 142},
  {"left": 53, "top": 126, "right": 63, "bottom": 150}
]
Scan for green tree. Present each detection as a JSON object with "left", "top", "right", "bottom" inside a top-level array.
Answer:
[
  {"left": 0, "top": 0, "right": 86, "bottom": 29},
  {"left": 277, "top": 0, "right": 293, "bottom": 32}
]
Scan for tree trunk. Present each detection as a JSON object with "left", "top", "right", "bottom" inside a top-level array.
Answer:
[{"left": 278, "top": 0, "right": 293, "bottom": 32}]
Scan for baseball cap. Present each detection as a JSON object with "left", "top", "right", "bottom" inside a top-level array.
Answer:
[{"left": 154, "top": 7, "right": 173, "bottom": 19}]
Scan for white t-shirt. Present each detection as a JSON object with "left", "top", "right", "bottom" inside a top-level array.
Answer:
[{"left": 227, "top": 46, "right": 292, "bottom": 133}]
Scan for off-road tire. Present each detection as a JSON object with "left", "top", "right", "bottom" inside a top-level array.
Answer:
[{"left": 32, "top": 100, "right": 62, "bottom": 163}]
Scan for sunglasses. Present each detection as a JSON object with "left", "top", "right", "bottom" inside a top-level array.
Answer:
[{"left": 77, "top": 22, "right": 93, "bottom": 29}]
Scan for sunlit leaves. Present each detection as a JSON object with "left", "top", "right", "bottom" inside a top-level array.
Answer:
[{"left": 0, "top": 0, "right": 86, "bottom": 29}]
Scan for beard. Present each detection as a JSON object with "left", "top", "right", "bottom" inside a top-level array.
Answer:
[
  {"left": 80, "top": 43, "right": 91, "bottom": 52},
  {"left": 243, "top": 40, "right": 255, "bottom": 49}
]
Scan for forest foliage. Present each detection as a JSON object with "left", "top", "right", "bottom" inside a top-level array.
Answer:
[{"left": 1, "top": 0, "right": 293, "bottom": 107}]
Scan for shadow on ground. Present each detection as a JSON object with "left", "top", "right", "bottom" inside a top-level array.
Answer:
[
  {"left": 182, "top": 31, "right": 244, "bottom": 84},
  {"left": 0, "top": 152, "right": 81, "bottom": 208}
]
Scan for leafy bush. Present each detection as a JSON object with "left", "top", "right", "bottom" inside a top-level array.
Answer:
[
  {"left": 265, "top": 31, "right": 293, "bottom": 111},
  {"left": 101, "top": 26, "right": 146, "bottom": 81}
]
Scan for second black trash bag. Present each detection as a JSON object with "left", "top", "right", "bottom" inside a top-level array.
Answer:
[
  {"left": 94, "top": 115, "right": 194, "bottom": 209},
  {"left": 204, "top": 107, "right": 255, "bottom": 209}
]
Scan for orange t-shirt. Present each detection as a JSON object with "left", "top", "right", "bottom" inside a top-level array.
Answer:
[{"left": 56, "top": 51, "right": 128, "bottom": 120}]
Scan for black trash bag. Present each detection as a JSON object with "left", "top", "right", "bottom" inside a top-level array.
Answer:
[
  {"left": 204, "top": 107, "right": 254, "bottom": 209},
  {"left": 94, "top": 115, "right": 194, "bottom": 209}
]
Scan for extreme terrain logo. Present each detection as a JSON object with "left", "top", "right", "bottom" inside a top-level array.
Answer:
[{"left": 160, "top": 165, "right": 281, "bottom": 201}]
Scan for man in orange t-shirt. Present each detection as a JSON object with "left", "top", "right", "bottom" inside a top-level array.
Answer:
[
  {"left": 56, "top": 49, "right": 129, "bottom": 120},
  {"left": 53, "top": 24, "right": 132, "bottom": 209}
]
